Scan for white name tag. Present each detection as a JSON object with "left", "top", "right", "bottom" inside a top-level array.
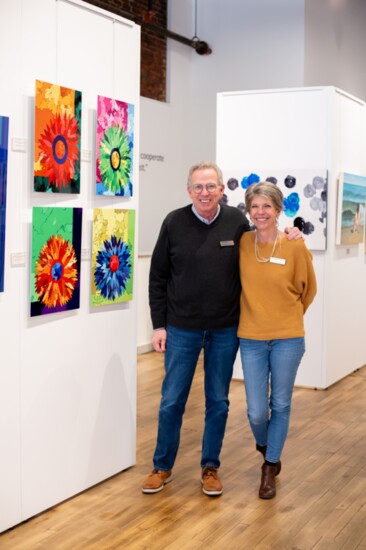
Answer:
[{"left": 270, "top": 256, "right": 286, "bottom": 265}]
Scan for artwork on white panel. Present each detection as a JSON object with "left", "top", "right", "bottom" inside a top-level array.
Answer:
[
  {"left": 96, "top": 95, "right": 134, "bottom": 196},
  {"left": 0, "top": 115, "right": 9, "bottom": 293},
  {"left": 336, "top": 172, "right": 366, "bottom": 246},
  {"left": 91, "top": 208, "right": 135, "bottom": 306},
  {"left": 34, "top": 80, "right": 81, "bottom": 194},
  {"left": 30, "top": 207, "right": 82, "bottom": 317},
  {"left": 221, "top": 170, "right": 327, "bottom": 250}
]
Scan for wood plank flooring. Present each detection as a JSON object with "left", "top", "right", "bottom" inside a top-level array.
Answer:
[{"left": 1, "top": 352, "right": 366, "bottom": 549}]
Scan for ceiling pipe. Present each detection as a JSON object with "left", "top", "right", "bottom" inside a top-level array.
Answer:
[
  {"left": 108, "top": 2, "right": 212, "bottom": 56},
  {"left": 142, "top": 21, "right": 212, "bottom": 55}
]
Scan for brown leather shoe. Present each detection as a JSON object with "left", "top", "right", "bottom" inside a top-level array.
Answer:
[
  {"left": 141, "top": 469, "right": 173, "bottom": 493},
  {"left": 257, "top": 446, "right": 281, "bottom": 476},
  {"left": 201, "top": 466, "right": 223, "bottom": 496},
  {"left": 259, "top": 464, "right": 277, "bottom": 499}
]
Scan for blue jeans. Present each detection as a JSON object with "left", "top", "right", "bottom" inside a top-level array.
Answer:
[
  {"left": 153, "top": 324, "right": 239, "bottom": 471},
  {"left": 239, "top": 338, "right": 305, "bottom": 463}
]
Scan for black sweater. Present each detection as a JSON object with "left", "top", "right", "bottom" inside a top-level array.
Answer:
[{"left": 149, "top": 204, "right": 250, "bottom": 330}]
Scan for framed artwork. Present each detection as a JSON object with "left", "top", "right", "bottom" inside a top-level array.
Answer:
[
  {"left": 336, "top": 172, "right": 366, "bottom": 246},
  {"left": 34, "top": 80, "right": 82, "bottom": 193},
  {"left": 91, "top": 208, "right": 135, "bottom": 306},
  {"left": 30, "top": 207, "right": 82, "bottom": 316},
  {"left": 221, "top": 169, "right": 328, "bottom": 250},
  {"left": 96, "top": 95, "right": 134, "bottom": 196},
  {"left": 0, "top": 115, "right": 9, "bottom": 292}
]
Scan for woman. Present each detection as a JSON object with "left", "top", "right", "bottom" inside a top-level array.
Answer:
[{"left": 238, "top": 182, "right": 317, "bottom": 499}]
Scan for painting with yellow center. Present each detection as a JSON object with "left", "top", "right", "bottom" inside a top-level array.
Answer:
[
  {"left": 34, "top": 80, "right": 82, "bottom": 193},
  {"left": 96, "top": 95, "right": 135, "bottom": 196}
]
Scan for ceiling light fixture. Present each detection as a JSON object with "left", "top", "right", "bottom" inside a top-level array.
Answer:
[{"left": 191, "top": 0, "right": 212, "bottom": 55}]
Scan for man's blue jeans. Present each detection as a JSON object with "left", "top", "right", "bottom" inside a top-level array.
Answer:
[
  {"left": 153, "top": 324, "right": 239, "bottom": 471},
  {"left": 239, "top": 337, "right": 305, "bottom": 463}
]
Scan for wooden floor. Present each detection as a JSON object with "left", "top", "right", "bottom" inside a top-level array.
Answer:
[{"left": 2, "top": 353, "right": 366, "bottom": 550}]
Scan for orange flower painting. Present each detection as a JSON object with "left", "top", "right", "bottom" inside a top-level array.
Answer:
[
  {"left": 35, "top": 235, "right": 78, "bottom": 308},
  {"left": 30, "top": 207, "right": 82, "bottom": 316},
  {"left": 34, "top": 80, "right": 81, "bottom": 193}
]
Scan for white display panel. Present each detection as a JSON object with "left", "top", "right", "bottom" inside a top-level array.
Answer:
[
  {"left": 217, "top": 88, "right": 329, "bottom": 170},
  {"left": 217, "top": 86, "right": 366, "bottom": 389},
  {"left": 0, "top": 0, "right": 140, "bottom": 531},
  {"left": 217, "top": 87, "right": 329, "bottom": 388}
]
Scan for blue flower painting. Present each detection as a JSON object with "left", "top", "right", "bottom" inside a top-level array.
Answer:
[
  {"left": 91, "top": 208, "right": 135, "bottom": 306},
  {"left": 0, "top": 116, "right": 9, "bottom": 292},
  {"left": 94, "top": 235, "right": 132, "bottom": 300}
]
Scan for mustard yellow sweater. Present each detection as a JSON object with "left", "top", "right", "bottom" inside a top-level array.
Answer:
[{"left": 238, "top": 232, "right": 317, "bottom": 340}]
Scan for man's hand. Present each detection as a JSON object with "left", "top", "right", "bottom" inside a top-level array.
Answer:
[
  {"left": 152, "top": 328, "right": 167, "bottom": 353},
  {"left": 284, "top": 226, "right": 303, "bottom": 240}
]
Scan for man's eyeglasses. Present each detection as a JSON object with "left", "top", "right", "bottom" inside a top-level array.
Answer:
[{"left": 190, "top": 183, "right": 221, "bottom": 194}]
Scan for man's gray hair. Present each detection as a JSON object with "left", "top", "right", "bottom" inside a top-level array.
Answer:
[{"left": 187, "top": 162, "right": 223, "bottom": 187}]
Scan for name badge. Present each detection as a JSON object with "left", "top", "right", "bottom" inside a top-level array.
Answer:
[
  {"left": 270, "top": 256, "right": 286, "bottom": 265},
  {"left": 220, "top": 240, "right": 235, "bottom": 247}
]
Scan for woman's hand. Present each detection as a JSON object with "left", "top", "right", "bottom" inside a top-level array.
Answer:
[{"left": 284, "top": 226, "right": 303, "bottom": 240}]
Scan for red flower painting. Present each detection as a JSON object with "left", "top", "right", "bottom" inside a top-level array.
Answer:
[
  {"left": 38, "top": 113, "right": 79, "bottom": 189},
  {"left": 34, "top": 80, "right": 82, "bottom": 193}
]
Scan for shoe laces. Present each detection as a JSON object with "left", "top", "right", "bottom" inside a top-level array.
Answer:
[{"left": 203, "top": 467, "right": 218, "bottom": 479}]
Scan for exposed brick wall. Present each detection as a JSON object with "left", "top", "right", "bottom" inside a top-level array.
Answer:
[{"left": 84, "top": 0, "right": 167, "bottom": 102}]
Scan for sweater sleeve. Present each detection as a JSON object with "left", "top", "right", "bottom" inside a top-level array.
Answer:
[
  {"left": 148, "top": 219, "right": 171, "bottom": 329},
  {"left": 294, "top": 242, "right": 317, "bottom": 314}
]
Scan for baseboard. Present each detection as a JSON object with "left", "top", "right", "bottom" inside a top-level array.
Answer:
[{"left": 137, "top": 343, "right": 154, "bottom": 355}]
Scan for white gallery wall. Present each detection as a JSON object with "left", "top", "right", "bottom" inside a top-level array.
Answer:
[
  {"left": 139, "top": 4, "right": 197, "bottom": 255},
  {"left": 304, "top": 0, "right": 366, "bottom": 99},
  {"left": 0, "top": 0, "right": 140, "bottom": 532},
  {"left": 137, "top": 0, "right": 307, "bottom": 350},
  {"left": 137, "top": 2, "right": 201, "bottom": 351},
  {"left": 137, "top": 0, "right": 366, "bottom": 356},
  {"left": 324, "top": 89, "right": 366, "bottom": 384},
  {"left": 190, "top": 0, "right": 306, "bottom": 163},
  {"left": 138, "top": 0, "right": 306, "bottom": 254}
]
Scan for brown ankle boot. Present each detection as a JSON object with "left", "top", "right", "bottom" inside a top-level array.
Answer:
[
  {"left": 257, "top": 446, "right": 281, "bottom": 476},
  {"left": 259, "top": 463, "right": 277, "bottom": 499}
]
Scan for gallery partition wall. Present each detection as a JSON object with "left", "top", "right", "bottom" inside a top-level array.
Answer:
[
  {"left": 217, "top": 86, "right": 366, "bottom": 389},
  {"left": 0, "top": 0, "right": 140, "bottom": 532}
]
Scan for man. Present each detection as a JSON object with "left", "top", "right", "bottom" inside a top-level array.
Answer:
[{"left": 142, "top": 162, "right": 299, "bottom": 497}]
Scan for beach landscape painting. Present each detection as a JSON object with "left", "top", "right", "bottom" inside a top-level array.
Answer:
[{"left": 336, "top": 173, "right": 366, "bottom": 246}]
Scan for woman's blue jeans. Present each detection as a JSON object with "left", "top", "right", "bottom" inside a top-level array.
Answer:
[
  {"left": 153, "top": 324, "right": 239, "bottom": 471},
  {"left": 239, "top": 337, "right": 305, "bottom": 463}
]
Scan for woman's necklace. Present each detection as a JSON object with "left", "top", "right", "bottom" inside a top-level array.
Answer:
[{"left": 254, "top": 231, "right": 279, "bottom": 263}]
